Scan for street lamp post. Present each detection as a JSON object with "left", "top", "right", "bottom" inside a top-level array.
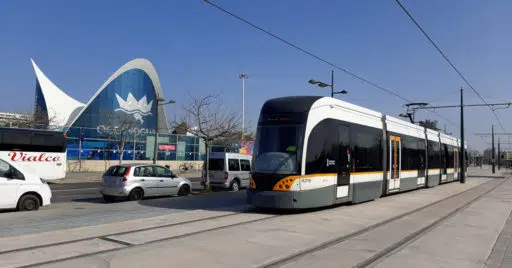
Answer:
[
  {"left": 239, "top": 74, "right": 248, "bottom": 140},
  {"left": 308, "top": 70, "right": 347, "bottom": 97},
  {"left": 153, "top": 98, "right": 176, "bottom": 164}
]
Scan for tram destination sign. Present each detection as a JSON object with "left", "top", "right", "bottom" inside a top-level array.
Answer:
[{"left": 259, "top": 113, "right": 305, "bottom": 125}]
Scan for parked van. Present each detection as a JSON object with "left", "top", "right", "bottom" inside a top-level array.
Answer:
[
  {"left": 0, "top": 158, "right": 52, "bottom": 211},
  {"left": 205, "top": 152, "right": 252, "bottom": 191}
]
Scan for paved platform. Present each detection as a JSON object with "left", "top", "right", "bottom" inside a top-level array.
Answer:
[
  {"left": 2, "top": 174, "right": 512, "bottom": 268},
  {"left": 0, "top": 178, "right": 492, "bottom": 267}
]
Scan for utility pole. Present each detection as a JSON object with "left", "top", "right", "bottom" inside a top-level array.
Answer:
[
  {"left": 308, "top": 70, "right": 347, "bottom": 98},
  {"left": 239, "top": 74, "right": 248, "bottom": 140},
  {"left": 408, "top": 94, "right": 512, "bottom": 180},
  {"left": 492, "top": 124, "right": 495, "bottom": 174},
  {"left": 330, "top": 70, "right": 334, "bottom": 97},
  {"left": 460, "top": 87, "right": 465, "bottom": 183},
  {"left": 153, "top": 98, "right": 176, "bottom": 164},
  {"left": 498, "top": 137, "right": 501, "bottom": 170}
]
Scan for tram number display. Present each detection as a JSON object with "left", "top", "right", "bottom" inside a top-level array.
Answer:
[{"left": 301, "top": 178, "right": 312, "bottom": 183}]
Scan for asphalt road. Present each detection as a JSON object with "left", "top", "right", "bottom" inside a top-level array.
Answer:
[
  {"left": 0, "top": 189, "right": 248, "bottom": 238},
  {"left": 49, "top": 177, "right": 204, "bottom": 203}
]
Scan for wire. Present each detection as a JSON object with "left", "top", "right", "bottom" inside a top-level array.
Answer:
[
  {"left": 394, "top": 0, "right": 506, "bottom": 131},
  {"left": 203, "top": 0, "right": 410, "bottom": 102},
  {"left": 425, "top": 89, "right": 460, "bottom": 105},
  {"left": 203, "top": 0, "right": 457, "bottom": 127}
]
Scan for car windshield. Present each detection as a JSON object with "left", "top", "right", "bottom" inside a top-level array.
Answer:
[{"left": 253, "top": 125, "right": 302, "bottom": 174}]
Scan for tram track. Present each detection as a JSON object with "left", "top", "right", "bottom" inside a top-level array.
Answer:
[
  {"left": 1, "top": 206, "right": 282, "bottom": 268},
  {"left": 3, "top": 178, "right": 505, "bottom": 268},
  {"left": 259, "top": 178, "right": 508, "bottom": 268}
]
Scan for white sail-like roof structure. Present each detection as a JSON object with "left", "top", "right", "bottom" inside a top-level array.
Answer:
[
  {"left": 31, "top": 59, "right": 85, "bottom": 127},
  {"left": 31, "top": 58, "right": 170, "bottom": 133}
]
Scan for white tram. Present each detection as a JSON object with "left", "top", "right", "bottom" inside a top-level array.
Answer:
[{"left": 247, "top": 96, "right": 467, "bottom": 209}]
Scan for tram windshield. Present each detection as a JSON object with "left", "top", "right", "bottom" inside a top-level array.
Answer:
[{"left": 253, "top": 125, "right": 302, "bottom": 175}]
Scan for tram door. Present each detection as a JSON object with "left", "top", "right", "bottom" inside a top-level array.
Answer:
[
  {"left": 337, "top": 125, "right": 351, "bottom": 189},
  {"left": 418, "top": 144, "right": 426, "bottom": 178},
  {"left": 389, "top": 136, "right": 401, "bottom": 191},
  {"left": 454, "top": 148, "right": 459, "bottom": 179},
  {"left": 441, "top": 145, "right": 448, "bottom": 182}
]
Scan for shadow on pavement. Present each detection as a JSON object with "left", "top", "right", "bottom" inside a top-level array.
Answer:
[{"left": 68, "top": 188, "right": 344, "bottom": 216}]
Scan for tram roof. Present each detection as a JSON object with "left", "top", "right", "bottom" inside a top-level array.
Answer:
[{"left": 260, "top": 96, "right": 323, "bottom": 114}]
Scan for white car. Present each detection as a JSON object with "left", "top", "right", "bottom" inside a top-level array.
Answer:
[
  {"left": 100, "top": 164, "right": 193, "bottom": 202},
  {"left": 0, "top": 158, "right": 52, "bottom": 211}
]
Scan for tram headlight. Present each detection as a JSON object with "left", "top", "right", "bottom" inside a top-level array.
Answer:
[
  {"left": 273, "top": 176, "right": 300, "bottom": 191},
  {"left": 249, "top": 176, "right": 256, "bottom": 189}
]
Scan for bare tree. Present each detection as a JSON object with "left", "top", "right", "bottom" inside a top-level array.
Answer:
[
  {"left": 12, "top": 107, "right": 64, "bottom": 130},
  {"left": 169, "top": 94, "right": 242, "bottom": 189},
  {"left": 99, "top": 112, "right": 138, "bottom": 165}
]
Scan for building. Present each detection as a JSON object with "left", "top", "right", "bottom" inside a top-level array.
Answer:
[
  {"left": 31, "top": 58, "right": 206, "bottom": 167},
  {"left": 0, "top": 112, "right": 30, "bottom": 128}
]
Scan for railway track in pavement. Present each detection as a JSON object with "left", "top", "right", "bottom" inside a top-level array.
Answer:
[
  {"left": 259, "top": 177, "right": 508, "bottom": 268},
  {"left": 1, "top": 205, "right": 282, "bottom": 268},
  {"left": 1, "top": 177, "right": 506, "bottom": 268}
]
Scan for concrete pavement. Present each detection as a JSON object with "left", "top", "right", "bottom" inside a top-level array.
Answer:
[
  {"left": 375, "top": 177, "right": 512, "bottom": 268},
  {"left": 0, "top": 176, "right": 507, "bottom": 267}
]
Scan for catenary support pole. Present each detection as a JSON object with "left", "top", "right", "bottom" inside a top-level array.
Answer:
[
  {"left": 498, "top": 137, "right": 501, "bottom": 170},
  {"left": 460, "top": 87, "right": 465, "bottom": 183},
  {"left": 492, "top": 124, "right": 495, "bottom": 174},
  {"left": 331, "top": 70, "right": 334, "bottom": 98}
]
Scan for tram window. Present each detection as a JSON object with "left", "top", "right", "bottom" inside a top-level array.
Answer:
[
  {"left": 447, "top": 145, "right": 455, "bottom": 168},
  {"left": 253, "top": 125, "right": 302, "bottom": 174},
  {"left": 402, "top": 136, "right": 425, "bottom": 171},
  {"left": 418, "top": 140, "right": 426, "bottom": 169},
  {"left": 427, "top": 140, "right": 441, "bottom": 168},
  {"left": 305, "top": 120, "right": 339, "bottom": 174},
  {"left": 352, "top": 127, "right": 381, "bottom": 172}
]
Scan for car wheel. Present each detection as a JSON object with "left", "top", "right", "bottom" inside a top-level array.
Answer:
[
  {"left": 178, "top": 185, "right": 190, "bottom": 196},
  {"left": 103, "top": 195, "right": 116, "bottom": 202},
  {"left": 18, "top": 194, "right": 40, "bottom": 211},
  {"left": 231, "top": 180, "right": 240, "bottom": 192},
  {"left": 128, "top": 188, "right": 143, "bottom": 201}
]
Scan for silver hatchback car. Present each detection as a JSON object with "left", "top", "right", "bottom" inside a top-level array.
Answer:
[{"left": 100, "top": 163, "right": 192, "bottom": 202}]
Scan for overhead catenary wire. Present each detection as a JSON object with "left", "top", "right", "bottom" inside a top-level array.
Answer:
[
  {"left": 394, "top": 0, "right": 506, "bottom": 132},
  {"left": 203, "top": 0, "right": 456, "bottom": 127}
]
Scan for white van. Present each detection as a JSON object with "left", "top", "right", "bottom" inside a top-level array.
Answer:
[
  {"left": 205, "top": 152, "right": 252, "bottom": 191},
  {"left": 0, "top": 158, "right": 52, "bottom": 211}
]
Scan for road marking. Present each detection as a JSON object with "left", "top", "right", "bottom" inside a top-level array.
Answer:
[{"left": 51, "top": 188, "right": 100, "bottom": 192}]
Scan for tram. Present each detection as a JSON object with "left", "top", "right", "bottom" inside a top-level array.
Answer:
[{"left": 247, "top": 96, "right": 467, "bottom": 209}]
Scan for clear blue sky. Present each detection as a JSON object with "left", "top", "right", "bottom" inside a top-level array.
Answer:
[{"left": 1, "top": 0, "right": 512, "bottom": 151}]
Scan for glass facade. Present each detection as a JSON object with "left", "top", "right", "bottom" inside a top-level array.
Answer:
[
  {"left": 68, "top": 69, "right": 157, "bottom": 139},
  {"left": 65, "top": 127, "right": 246, "bottom": 161},
  {"left": 66, "top": 126, "right": 206, "bottom": 161},
  {"left": 52, "top": 66, "right": 250, "bottom": 162}
]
